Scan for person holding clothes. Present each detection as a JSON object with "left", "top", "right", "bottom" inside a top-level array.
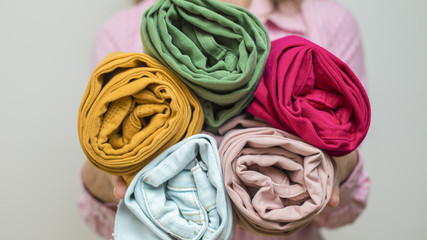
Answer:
[{"left": 79, "top": 0, "right": 370, "bottom": 239}]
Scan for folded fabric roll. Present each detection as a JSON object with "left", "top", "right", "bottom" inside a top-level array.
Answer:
[
  {"left": 248, "top": 36, "right": 371, "bottom": 156},
  {"left": 141, "top": 0, "right": 270, "bottom": 130},
  {"left": 78, "top": 52, "right": 203, "bottom": 184},
  {"left": 218, "top": 115, "right": 335, "bottom": 236},
  {"left": 114, "top": 134, "right": 233, "bottom": 240}
]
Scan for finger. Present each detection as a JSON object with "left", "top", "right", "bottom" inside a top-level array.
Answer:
[
  {"left": 113, "top": 176, "right": 127, "bottom": 200},
  {"left": 327, "top": 185, "right": 340, "bottom": 208}
]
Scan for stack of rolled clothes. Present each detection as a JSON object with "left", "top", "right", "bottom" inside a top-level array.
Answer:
[{"left": 77, "top": 0, "right": 371, "bottom": 239}]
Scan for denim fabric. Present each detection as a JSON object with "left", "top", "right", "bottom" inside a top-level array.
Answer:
[{"left": 114, "top": 134, "right": 233, "bottom": 240}]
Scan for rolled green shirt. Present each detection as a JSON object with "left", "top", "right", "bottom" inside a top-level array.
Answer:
[{"left": 141, "top": 0, "right": 270, "bottom": 131}]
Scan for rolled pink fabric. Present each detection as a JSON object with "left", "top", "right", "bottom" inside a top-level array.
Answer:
[
  {"left": 218, "top": 114, "right": 335, "bottom": 236},
  {"left": 247, "top": 36, "right": 371, "bottom": 156}
]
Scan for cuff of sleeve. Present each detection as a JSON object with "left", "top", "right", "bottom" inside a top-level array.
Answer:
[
  {"left": 314, "top": 149, "right": 370, "bottom": 228},
  {"left": 78, "top": 170, "right": 117, "bottom": 239}
]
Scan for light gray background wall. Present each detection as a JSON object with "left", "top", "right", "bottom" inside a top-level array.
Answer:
[{"left": 0, "top": 0, "right": 425, "bottom": 239}]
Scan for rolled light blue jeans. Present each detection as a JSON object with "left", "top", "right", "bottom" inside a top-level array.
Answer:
[{"left": 114, "top": 134, "right": 233, "bottom": 240}]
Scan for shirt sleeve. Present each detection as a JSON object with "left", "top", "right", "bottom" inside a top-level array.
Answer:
[
  {"left": 78, "top": 171, "right": 117, "bottom": 239},
  {"left": 91, "top": 1, "right": 149, "bottom": 69},
  {"left": 314, "top": 149, "right": 370, "bottom": 228},
  {"left": 324, "top": 1, "right": 367, "bottom": 87},
  {"left": 92, "top": 25, "right": 121, "bottom": 69}
]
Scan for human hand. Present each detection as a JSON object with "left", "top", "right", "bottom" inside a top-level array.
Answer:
[
  {"left": 327, "top": 150, "right": 359, "bottom": 208},
  {"left": 82, "top": 160, "right": 127, "bottom": 203}
]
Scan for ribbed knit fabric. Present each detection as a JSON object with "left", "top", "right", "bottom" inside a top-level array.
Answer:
[
  {"left": 218, "top": 114, "right": 335, "bottom": 236},
  {"left": 141, "top": 0, "right": 270, "bottom": 131},
  {"left": 78, "top": 52, "right": 203, "bottom": 184},
  {"left": 248, "top": 36, "right": 371, "bottom": 156}
]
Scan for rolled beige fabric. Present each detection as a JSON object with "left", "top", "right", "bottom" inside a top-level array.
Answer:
[{"left": 218, "top": 115, "right": 335, "bottom": 236}]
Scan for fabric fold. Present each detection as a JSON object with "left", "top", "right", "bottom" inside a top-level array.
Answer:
[
  {"left": 141, "top": 0, "right": 270, "bottom": 131},
  {"left": 114, "top": 134, "right": 233, "bottom": 240},
  {"left": 78, "top": 52, "right": 203, "bottom": 184},
  {"left": 248, "top": 35, "right": 371, "bottom": 156},
  {"left": 218, "top": 114, "right": 335, "bottom": 236}
]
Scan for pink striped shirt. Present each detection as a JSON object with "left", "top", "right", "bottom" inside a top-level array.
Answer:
[{"left": 79, "top": 0, "right": 370, "bottom": 239}]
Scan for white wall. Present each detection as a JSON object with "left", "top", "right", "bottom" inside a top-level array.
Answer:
[{"left": 0, "top": 0, "right": 425, "bottom": 239}]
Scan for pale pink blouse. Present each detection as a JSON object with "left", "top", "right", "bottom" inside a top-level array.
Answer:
[{"left": 79, "top": 0, "right": 371, "bottom": 239}]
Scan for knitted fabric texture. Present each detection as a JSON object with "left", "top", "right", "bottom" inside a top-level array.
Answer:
[
  {"left": 248, "top": 36, "right": 371, "bottom": 156},
  {"left": 141, "top": 0, "right": 270, "bottom": 131},
  {"left": 78, "top": 52, "right": 203, "bottom": 184}
]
